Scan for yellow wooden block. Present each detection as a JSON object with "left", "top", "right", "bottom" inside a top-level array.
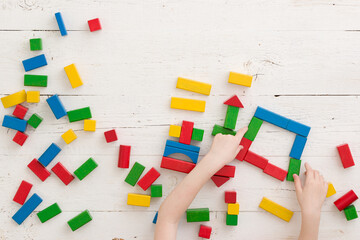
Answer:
[
  {"left": 170, "top": 97, "right": 206, "bottom": 112},
  {"left": 84, "top": 119, "right": 96, "bottom": 132},
  {"left": 1, "top": 90, "right": 26, "bottom": 108},
  {"left": 259, "top": 197, "right": 293, "bottom": 222},
  {"left": 27, "top": 91, "right": 40, "bottom": 103},
  {"left": 64, "top": 63, "right": 83, "bottom": 88},
  {"left": 169, "top": 125, "right": 181, "bottom": 138},
  {"left": 61, "top": 129, "right": 77, "bottom": 144},
  {"left": 228, "top": 203, "right": 240, "bottom": 215},
  {"left": 127, "top": 193, "right": 151, "bottom": 207},
  {"left": 176, "top": 77, "right": 212, "bottom": 95},
  {"left": 326, "top": 182, "right": 336, "bottom": 198},
  {"left": 228, "top": 72, "right": 252, "bottom": 87}
]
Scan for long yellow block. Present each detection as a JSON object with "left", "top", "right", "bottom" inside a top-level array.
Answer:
[
  {"left": 127, "top": 193, "right": 151, "bottom": 207},
  {"left": 1, "top": 90, "right": 26, "bottom": 108},
  {"left": 170, "top": 97, "right": 206, "bottom": 112},
  {"left": 326, "top": 182, "right": 336, "bottom": 198},
  {"left": 176, "top": 77, "right": 212, "bottom": 95},
  {"left": 64, "top": 64, "right": 83, "bottom": 88},
  {"left": 61, "top": 129, "right": 77, "bottom": 144},
  {"left": 259, "top": 197, "right": 293, "bottom": 222},
  {"left": 169, "top": 125, "right": 181, "bottom": 138},
  {"left": 228, "top": 72, "right": 252, "bottom": 87},
  {"left": 228, "top": 203, "right": 239, "bottom": 215}
]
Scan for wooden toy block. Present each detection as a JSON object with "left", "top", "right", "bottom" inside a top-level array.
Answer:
[
  {"left": 192, "top": 128, "right": 204, "bottom": 141},
  {"left": 244, "top": 151, "right": 269, "bottom": 170},
  {"left": 214, "top": 165, "right": 236, "bottom": 178},
  {"left": 22, "top": 54, "right": 47, "bottom": 72},
  {"left": 2, "top": 115, "right": 27, "bottom": 132},
  {"left": 84, "top": 119, "right": 96, "bottom": 131},
  {"left": 67, "top": 210, "right": 93, "bottom": 231},
  {"left": 13, "top": 131, "right": 28, "bottom": 146},
  {"left": 226, "top": 214, "right": 238, "bottom": 226},
  {"left": 28, "top": 113, "right": 43, "bottom": 129},
  {"left": 337, "top": 144, "right": 355, "bottom": 169},
  {"left": 225, "top": 191, "right": 237, "bottom": 203},
  {"left": 38, "top": 143, "right": 61, "bottom": 167},
  {"left": 151, "top": 184, "right": 162, "bottom": 197},
  {"left": 198, "top": 225, "right": 212, "bottom": 239},
  {"left": 118, "top": 145, "right": 131, "bottom": 168},
  {"left": 254, "top": 106, "right": 289, "bottom": 129},
  {"left": 74, "top": 158, "right": 98, "bottom": 181},
  {"left": 88, "top": 18, "right": 102, "bottom": 32},
  {"left": 51, "top": 162, "right": 75, "bottom": 185},
  {"left": 176, "top": 77, "right": 212, "bottom": 95},
  {"left": 286, "top": 158, "right": 301, "bottom": 182},
  {"left": 289, "top": 135, "right": 307, "bottom": 160},
  {"left": 326, "top": 182, "right": 336, "bottom": 198},
  {"left": 263, "top": 163, "right": 287, "bottom": 181},
  {"left": 153, "top": 212, "right": 158, "bottom": 224},
  {"left": 163, "top": 145, "right": 199, "bottom": 164},
  {"left": 64, "top": 64, "right": 83, "bottom": 88},
  {"left": 30, "top": 38, "right": 42, "bottom": 51},
  {"left": 13, "top": 180, "right": 33, "bottom": 205},
  {"left": 46, "top": 94, "right": 67, "bottom": 119},
  {"left": 127, "top": 193, "right": 151, "bottom": 207},
  {"left": 228, "top": 72, "right": 252, "bottom": 87},
  {"left": 67, "top": 107, "right": 92, "bottom": 122},
  {"left": 211, "top": 175, "right": 230, "bottom": 187},
  {"left": 344, "top": 205, "right": 358, "bottom": 221},
  {"left": 27, "top": 159, "right": 51, "bottom": 181},
  {"left": 179, "top": 120, "right": 194, "bottom": 145},
  {"left": 137, "top": 167, "right": 160, "bottom": 191},
  {"left": 170, "top": 97, "right": 206, "bottom": 112},
  {"left": 1, "top": 90, "right": 26, "bottom": 108},
  {"left": 186, "top": 208, "right": 210, "bottom": 222},
  {"left": 13, "top": 104, "right": 28, "bottom": 119},
  {"left": 244, "top": 117, "right": 263, "bottom": 141},
  {"left": 61, "top": 129, "right": 77, "bottom": 144},
  {"left": 12, "top": 193, "right": 42, "bottom": 225},
  {"left": 37, "top": 203, "right": 62, "bottom": 223},
  {"left": 224, "top": 105, "right": 240, "bottom": 130},
  {"left": 124, "top": 162, "right": 146, "bottom": 186},
  {"left": 224, "top": 95, "right": 244, "bottom": 108},
  {"left": 104, "top": 129, "right": 117, "bottom": 143},
  {"left": 24, "top": 74, "right": 48, "bottom": 87},
  {"left": 169, "top": 125, "right": 181, "bottom": 138},
  {"left": 228, "top": 203, "right": 240, "bottom": 215},
  {"left": 211, "top": 124, "right": 236, "bottom": 136},
  {"left": 286, "top": 120, "right": 311, "bottom": 137},
  {"left": 166, "top": 140, "right": 200, "bottom": 153},
  {"left": 334, "top": 190, "right": 358, "bottom": 211},
  {"left": 26, "top": 91, "right": 40, "bottom": 103},
  {"left": 55, "top": 12, "right": 67, "bottom": 36},
  {"left": 235, "top": 137, "right": 253, "bottom": 161},
  {"left": 161, "top": 156, "right": 196, "bottom": 173},
  {"left": 259, "top": 197, "right": 293, "bottom": 222}
]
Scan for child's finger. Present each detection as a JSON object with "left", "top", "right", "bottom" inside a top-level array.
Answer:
[
  {"left": 235, "top": 127, "right": 248, "bottom": 141},
  {"left": 304, "top": 162, "right": 313, "bottom": 173},
  {"left": 235, "top": 145, "right": 243, "bottom": 156},
  {"left": 293, "top": 174, "right": 303, "bottom": 195}
]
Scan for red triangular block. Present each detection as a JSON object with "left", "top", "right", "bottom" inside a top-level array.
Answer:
[
  {"left": 224, "top": 95, "right": 244, "bottom": 108},
  {"left": 211, "top": 175, "right": 230, "bottom": 187}
]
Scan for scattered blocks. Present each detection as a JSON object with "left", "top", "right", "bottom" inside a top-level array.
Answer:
[
  {"left": 37, "top": 203, "right": 62, "bottom": 223},
  {"left": 286, "top": 120, "right": 311, "bottom": 137},
  {"left": 84, "top": 119, "right": 96, "bottom": 131},
  {"left": 61, "top": 129, "right": 77, "bottom": 144},
  {"left": 124, "top": 162, "right": 146, "bottom": 186},
  {"left": 13, "top": 131, "right": 28, "bottom": 146},
  {"left": 337, "top": 144, "right": 355, "bottom": 169},
  {"left": 104, "top": 129, "right": 117, "bottom": 143},
  {"left": 13, "top": 105, "right": 28, "bottom": 119},
  {"left": 179, "top": 120, "right": 194, "bottom": 145},
  {"left": 67, "top": 107, "right": 92, "bottom": 122},
  {"left": 263, "top": 163, "right": 287, "bottom": 181},
  {"left": 160, "top": 156, "right": 196, "bottom": 174},
  {"left": 51, "top": 162, "right": 75, "bottom": 185},
  {"left": 176, "top": 77, "right": 212, "bottom": 95},
  {"left": 244, "top": 117, "right": 263, "bottom": 141},
  {"left": 151, "top": 184, "right": 162, "bottom": 198},
  {"left": 244, "top": 151, "right": 269, "bottom": 170},
  {"left": 226, "top": 213, "right": 238, "bottom": 226},
  {"left": 55, "top": 12, "right": 67, "bottom": 36},
  {"left": 118, "top": 145, "right": 131, "bottom": 168},
  {"left": 127, "top": 193, "right": 151, "bottom": 207},
  {"left": 334, "top": 190, "right": 358, "bottom": 211},
  {"left": 153, "top": 212, "right": 158, "bottom": 224},
  {"left": 198, "top": 225, "right": 212, "bottom": 239},
  {"left": 2, "top": 115, "right": 27, "bottom": 132},
  {"left": 30, "top": 38, "right": 42, "bottom": 51},
  {"left": 74, "top": 158, "right": 98, "bottom": 181},
  {"left": 211, "top": 124, "right": 236, "bottom": 136},
  {"left": 28, "top": 113, "right": 43, "bottom": 129},
  {"left": 170, "top": 97, "right": 206, "bottom": 112},
  {"left": 12, "top": 193, "right": 42, "bottom": 225},
  {"left": 24, "top": 74, "right": 48, "bottom": 87},
  {"left": 228, "top": 203, "right": 240, "bottom": 215},
  {"left": 259, "top": 197, "right": 293, "bottom": 222},
  {"left": 326, "top": 182, "right": 336, "bottom": 198},
  {"left": 211, "top": 175, "right": 230, "bottom": 187},
  {"left": 1, "top": 90, "right": 26, "bottom": 108},
  {"left": 22, "top": 54, "right": 47, "bottom": 72},
  {"left": 186, "top": 208, "right": 210, "bottom": 222},
  {"left": 289, "top": 135, "right": 307, "bottom": 160},
  {"left": 225, "top": 191, "right": 237, "bottom": 203},
  {"left": 235, "top": 137, "right": 252, "bottom": 161},
  {"left": 254, "top": 106, "right": 289, "bottom": 129},
  {"left": 344, "top": 205, "right": 358, "bottom": 221},
  {"left": 88, "top": 18, "right": 102, "bottom": 32},
  {"left": 27, "top": 159, "right": 51, "bottom": 181},
  {"left": 192, "top": 128, "right": 204, "bottom": 141},
  {"left": 64, "top": 64, "right": 83, "bottom": 88},
  {"left": 228, "top": 72, "right": 252, "bottom": 87},
  {"left": 224, "top": 106, "right": 240, "bottom": 130},
  {"left": 13, "top": 180, "right": 33, "bottom": 205},
  {"left": 67, "top": 210, "right": 93, "bottom": 231},
  {"left": 38, "top": 143, "right": 61, "bottom": 167},
  {"left": 46, "top": 94, "right": 67, "bottom": 119},
  {"left": 137, "top": 167, "right": 161, "bottom": 191},
  {"left": 26, "top": 91, "right": 40, "bottom": 103},
  {"left": 286, "top": 158, "right": 301, "bottom": 182},
  {"left": 169, "top": 125, "right": 181, "bottom": 138}
]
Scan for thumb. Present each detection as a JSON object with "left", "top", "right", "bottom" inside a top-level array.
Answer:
[
  {"left": 235, "top": 127, "right": 248, "bottom": 142},
  {"left": 235, "top": 145, "right": 243, "bottom": 155},
  {"left": 293, "top": 174, "right": 303, "bottom": 195}
]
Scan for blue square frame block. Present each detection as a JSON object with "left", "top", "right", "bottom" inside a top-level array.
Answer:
[
  {"left": 38, "top": 143, "right": 61, "bottom": 167},
  {"left": 254, "top": 106, "right": 289, "bottom": 129},
  {"left": 163, "top": 145, "right": 199, "bottom": 163},
  {"left": 55, "top": 12, "right": 67, "bottom": 36},
  {"left": 165, "top": 140, "right": 200, "bottom": 153},
  {"left": 153, "top": 212, "right": 158, "bottom": 224},
  {"left": 12, "top": 193, "right": 43, "bottom": 225},
  {"left": 22, "top": 54, "right": 47, "bottom": 72},
  {"left": 290, "top": 135, "right": 307, "bottom": 160},
  {"left": 2, "top": 115, "right": 27, "bottom": 132},
  {"left": 46, "top": 94, "right": 67, "bottom": 119},
  {"left": 286, "top": 120, "right": 311, "bottom": 137}
]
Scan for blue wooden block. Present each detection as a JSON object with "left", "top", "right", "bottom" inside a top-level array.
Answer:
[
  {"left": 153, "top": 212, "right": 158, "bottom": 224},
  {"left": 290, "top": 135, "right": 307, "bottom": 160},
  {"left": 286, "top": 120, "right": 311, "bottom": 137},
  {"left": 12, "top": 193, "right": 42, "bottom": 225},
  {"left": 165, "top": 140, "right": 200, "bottom": 153},
  {"left": 55, "top": 12, "right": 67, "bottom": 36},
  {"left": 22, "top": 54, "right": 47, "bottom": 72},
  {"left": 254, "top": 106, "right": 289, "bottom": 129},
  {"left": 164, "top": 145, "right": 199, "bottom": 163},
  {"left": 2, "top": 115, "right": 27, "bottom": 132},
  {"left": 46, "top": 94, "right": 67, "bottom": 119},
  {"left": 38, "top": 143, "right": 61, "bottom": 167}
]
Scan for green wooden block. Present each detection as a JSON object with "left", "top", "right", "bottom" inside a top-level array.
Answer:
[
  {"left": 286, "top": 158, "right": 301, "bottom": 182},
  {"left": 30, "top": 38, "right": 42, "bottom": 51},
  {"left": 151, "top": 184, "right": 162, "bottom": 197},
  {"left": 186, "top": 208, "right": 210, "bottom": 222},
  {"left": 243, "top": 117, "right": 263, "bottom": 141},
  {"left": 67, "top": 107, "right": 92, "bottom": 123},
  {"left": 37, "top": 203, "right": 62, "bottom": 223},
  {"left": 24, "top": 74, "right": 48, "bottom": 87},
  {"left": 224, "top": 106, "right": 239, "bottom": 130},
  {"left": 28, "top": 113, "right": 43, "bottom": 129},
  {"left": 67, "top": 210, "right": 92, "bottom": 231},
  {"left": 226, "top": 213, "right": 238, "bottom": 226},
  {"left": 191, "top": 128, "right": 204, "bottom": 141},
  {"left": 211, "top": 124, "right": 236, "bottom": 136},
  {"left": 125, "top": 162, "right": 146, "bottom": 186},
  {"left": 74, "top": 158, "right": 98, "bottom": 180},
  {"left": 344, "top": 205, "right": 358, "bottom": 221}
]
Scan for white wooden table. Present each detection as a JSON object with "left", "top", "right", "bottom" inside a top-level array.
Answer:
[{"left": 1, "top": 0, "right": 360, "bottom": 239}]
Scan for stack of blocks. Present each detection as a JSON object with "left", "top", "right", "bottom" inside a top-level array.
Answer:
[
  {"left": 334, "top": 190, "right": 359, "bottom": 221},
  {"left": 225, "top": 191, "right": 239, "bottom": 226}
]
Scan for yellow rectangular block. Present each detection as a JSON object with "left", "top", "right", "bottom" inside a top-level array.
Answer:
[
  {"left": 61, "top": 129, "right": 77, "bottom": 144},
  {"left": 228, "top": 72, "right": 252, "bottom": 87},
  {"left": 127, "top": 193, "right": 151, "bottom": 207},
  {"left": 176, "top": 77, "right": 212, "bottom": 95},
  {"left": 27, "top": 91, "right": 40, "bottom": 103},
  {"left": 259, "top": 197, "right": 293, "bottom": 222},
  {"left": 169, "top": 125, "right": 181, "bottom": 138},
  {"left": 1, "top": 90, "right": 26, "bottom": 108},
  {"left": 64, "top": 64, "right": 83, "bottom": 88},
  {"left": 170, "top": 97, "right": 206, "bottom": 112},
  {"left": 228, "top": 203, "right": 239, "bottom": 215},
  {"left": 84, "top": 119, "right": 96, "bottom": 132},
  {"left": 326, "top": 182, "right": 336, "bottom": 198}
]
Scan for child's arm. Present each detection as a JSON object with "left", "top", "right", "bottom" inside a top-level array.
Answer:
[
  {"left": 154, "top": 128, "right": 247, "bottom": 240},
  {"left": 293, "top": 163, "right": 328, "bottom": 240}
]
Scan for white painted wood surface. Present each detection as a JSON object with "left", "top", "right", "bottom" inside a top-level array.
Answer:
[{"left": 1, "top": 0, "right": 360, "bottom": 239}]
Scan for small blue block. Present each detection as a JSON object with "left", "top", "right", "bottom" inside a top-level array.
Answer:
[
  {"left": 22, "top": 54, "right": 47, "bottom": 72},
  {"left": 286, "top": 120, "right": 311, "bottom": 137},
  {"left": 2, "top": 115, "right": 27, "bottom": 132},
  {"left": 55, "top": 12, "right": 67, "bottom": 36},
  {"left": 290, "top": 135, "right": 307, "bottom": 160},
  {"left": 38, "top": 143, "right": 61, "bottom": 167},
  {"left": 164, "top": 145, "right": 199, "bottom": 163},
  {"left": 153, "top": 212, "right": 158, "bottom": 224},
  {"left": 46, "top": 94, "right": 67, "bottom": 119},
  {"left": 165, "top": 140, "right": 200, "bottom": 153},
  {"left": 254, "top": 106, "right": 289, "bottom": 129},
  {"left": 12, "top": 193, "right": 42, "bottom": 225}
]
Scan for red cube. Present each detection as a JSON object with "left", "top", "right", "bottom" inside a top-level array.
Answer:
[
  {"left": 13, "top": 131, "right": 28, "bottom": 146},
  {"left": 199, "top": 225, "right": 212, "bottom": 239},
  {"left": 225, "top": 191, "right": 237, "bottom": 203},
  {"left": 104, "top": 129, "right": 117, "bottom": 143},
  {"left": 88, "top": 18, "right": 101, "bottom": 32},
  {"left": 13, "top": 105, "right": 28, "bottom": 119}
]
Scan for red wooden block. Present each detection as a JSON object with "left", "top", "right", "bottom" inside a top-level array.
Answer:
[
  {"left": 137, "top": 167, "right": 160, "bottom": 191},
  {"left": 88, "top": 18, "right": 102, "bottom": 32},
  {"left": 198, "top": 225, "right": 212, "bottom": 239},
  {"left": 27, "top": 158, "right": 51, "bottom": 181},
  {"left": 337, "top": 144, "right": 355, "bottom": 168},
  {"left": 118, "top": 145, "right": 131, "bottom": 168},
  {"left": 211, "top": 175, "right": 230, "bottom": 187},
  {"left": 13, "top": 180, "right": 33, "bottom": 205},
  {"left": 13, "top": 131, "right": 28, "bottom": 146},
  {"left": 225, "top": 191, "right": 237, "bottom": 203},
  {"left": 104, "top": 129, "right": 117, "bottom": 143},
  {"left": 244, "top": 151, "right": 269, "bottom": 169},
  {"left": 51, "top": 162, "right": 74, "bottom": 185},
  {"left": 235, "top": 137, "right": 252, "bottom": 161},
  {"left": 13, "top": 105, "right": 28, "bottom": 119},
  {"left": 179, "top": 120, "right": 194, "bottom": 145},
  {"left": 334, "top": 190, "right": 358, "bottom": 211},
  {"left": 160, "top": 156, "right": 196, "bottom": 173},
  {"left": 263, "top": 163, "right": 287, "bottom": 181},
  {"left": 224, "top": 95, "right": 244, "bottom": 108},
  {"left": 214, "top": 165, "right": 235, "bottom": 178}
]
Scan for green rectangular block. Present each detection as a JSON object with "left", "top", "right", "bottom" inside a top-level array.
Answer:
[
  {"left": 212, "top": 124, "right": 236, "bottom": 136},
  {"left": 224, "top": 106, "right": 239, "bottom": 130},
  {"left": 67, "top": 210, "right": 92, "bottom": 231},
  {"left": 226, "top": 213, "right": 238, "bottom": 226},
  {"left": 243, "top": 117, "right": 263, "bottom": 141},
  {"left": 30, "top": 38, "right": 42, "bottom": 51},
  {"left": 125, "top": 162, "right": 146, "bottom": 186},
  {"left": 24, "top": 74, "right": 48, "bottom": 87},
  {"left": 28, "top": 113, "right": 43, "bottom": 129},
  {"left": 186, "top": 208, "right": 210, "bottom": 222},
  {"left": 37, "top": 203, "right": 62, "bottom": 223},
  {"left": 74, "top": 158, "right": 98, "bottom": 180},
  {"left": 191, "top": 128, "right": 204, "bottom": 141},
  {"left": 67, "top": 107, "right": 92, "bottom": 123},
  {"left": 344, "top": 205, "right": 358, "bottom": 221},
  {"left": 286, "top": 158, "right": 301, "bottom": 182},
  {"left": 151, "top": 184, "right": 162, "bottom": 197}
]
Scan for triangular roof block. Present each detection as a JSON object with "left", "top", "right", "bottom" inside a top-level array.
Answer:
[
  {"left": 211, "top": 175, "right": 230, "bottom": 187},
  {"left": 224, "top": 95, "right": 244, "bottom": 108}
]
